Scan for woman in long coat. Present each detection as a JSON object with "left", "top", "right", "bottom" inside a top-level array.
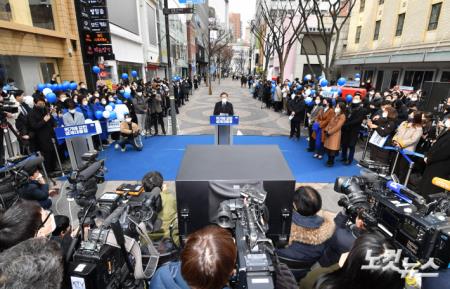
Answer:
[
  {"left": 324, "top": 102, "right": 346, "bottom": 167},
  {"left": 314, "top": 98, "right": 335, "bottom": 160}
]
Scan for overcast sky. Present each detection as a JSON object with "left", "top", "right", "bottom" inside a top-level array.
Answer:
[{"left": 209, "top": 0, "right": 256, "bottom": 36}]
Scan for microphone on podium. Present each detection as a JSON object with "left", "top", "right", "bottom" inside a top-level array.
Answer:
[{"left": 432, "top": 177, "right": 450, "bottom": 192}]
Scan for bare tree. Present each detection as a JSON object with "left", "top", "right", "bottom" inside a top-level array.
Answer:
[
  {"left": 258, "top": 0, "right": 306, "bottom": 81},
  {"left": 250, "top": 20, "right": 274, "bottom": 79},
  {"left": 298, "top": 0, "right": 356, "bottom": 80},
  {"left": 203, "top": 28, "right": 231, "bottom": 94},
  {"left": 219, "top": 45, "right": 233, "bottom": 77},
  {"left": 233, "top": 50, "right": 247, "bottom": 75}
]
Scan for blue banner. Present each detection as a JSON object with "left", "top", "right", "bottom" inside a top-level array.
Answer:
[
  {"left": 210, "top": 115, "right": 239, "bottom": 126},
  {"left": 55, "top": 123, "right": 97, "bottom": 140}
]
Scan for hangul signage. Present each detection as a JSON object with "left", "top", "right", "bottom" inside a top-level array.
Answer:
[
  {"left": 55, "top": 123, "right": 98, "bottom": 140},
  {"left": 210, "top": 116, "right": 240, "bottom": 126}
]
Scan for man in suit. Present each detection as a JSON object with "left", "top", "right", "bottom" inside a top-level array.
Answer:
[
  {"left": 213, "top": 92, "right": 234, "bottom": 116},
  {"left": 62, "top": 100, "right": 85, "bottom": 126}
]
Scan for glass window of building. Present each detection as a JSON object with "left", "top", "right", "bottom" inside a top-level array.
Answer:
[
  {"left": 396, "top": 13, "right": 405, "bottom": 36},
  {"left": 373, "top": 20, "right": 381, "bottom": 40},
  {"left": 29, "top": 0, "right": 55, "bottom": 30},
  {"left": 355, "top": 26, "right": 362, "bottom": 43},
  {"left": 403, "top": 70, "right": 434, "bottom": 90},
  {"left": 428, "top": 2, "right": 442, "bottom": 31},
  {"left": 40, "top": 62, "right": 56, "bottom": 83},
  {"left": 390, "top": 71, "right": 399, "bottom": 88},
  {"left": 441, "top": 71, "right": 450, "bottom": 82},
  {"left": 0, "top": 0, "right": 11, "bottom": 21}
]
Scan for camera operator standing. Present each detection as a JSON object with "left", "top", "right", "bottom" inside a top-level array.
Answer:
[
  {"left": 12, "top": 90, "right": 33, "bottom": 155},
  {"left": 0, "top": 91, "right": 17, "bottom": 165},
  {"left": 132, "top": 87, "right": 148, "bottom": 136}
]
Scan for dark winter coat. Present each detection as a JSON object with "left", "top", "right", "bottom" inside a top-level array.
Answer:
[
  {"left": 341, "top": 104, "right": 366, "bottom": 147},
  {"left": 213, "top": 101, "right": 234, "bottom": 116},
  {"left": 15, "top": 102, "right": 32, "bottom": 136},
  {"left": 277, "top": 210, "right": 335, "bottom": 264},
  {"left": 288, "top": 98, "right": 306, "bottom": 122},
  {"left": 28, "top": 107, "right": 56, "bottom": 149},
  {"left": 19, "top": 180, "right": 51, "bottom": 209},
  {"left": 419, "top": 129, "right": 450, "bottom": 197},
  {"left": 369, "top": 118, "right": 397, "bottom": 163}
]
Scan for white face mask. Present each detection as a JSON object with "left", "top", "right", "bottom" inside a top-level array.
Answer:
[
  {"left": 291, "top": 94, "right": 295, "bottom": 100},
  {"left": 69, "top": 109, "right": 76, "bottom": 114},
  {"left": 335, "top": 108, "right": 341, "bottom": 114},
  {"left": 60, "top": 96, "right": 67, "bottom": 102},
  {"left": 315, "top": 100, "right": 320, "bottom": 105},
  {"left": 94, "top": 93, "right": 99, "bottom": 98},
  {"left": 126, "top": 118, "right": 132, "bottom": 123},
  {"left": 221, "top": 98, "right": 227, "bottom": 104},
  {"left": 445, "top": 119, "right": 450, "bottom": 128},
  {"left": 101, "top": 99, "right": 107, "bottom": 105},
  {"left": 352, "top": 99, "right": 361, "bottom": 104},
  {"left": 82, "top": 101, "right": 88, "bottom": 106},
  {"left": 382, "top": 112, "right": 388, "bottom": 118},
  {"left": 137, "top": 92, "right": 143, "bottom": 96}
]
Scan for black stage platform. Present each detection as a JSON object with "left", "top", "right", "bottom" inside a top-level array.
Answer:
[{"left": 176, "top": 145, "right": 296, "bottom": 244}]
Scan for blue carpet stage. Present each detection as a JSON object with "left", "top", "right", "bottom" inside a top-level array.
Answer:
[{"left": 100, "top": 135, "right": 360, "bottom": 182}]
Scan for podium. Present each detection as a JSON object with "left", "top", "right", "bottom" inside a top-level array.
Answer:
[
  {"left": 210, "top": 115, "right": 239, "bottom": 145},
  {"left": 54, "top": 122, "right": 102, "bottom": 170}
]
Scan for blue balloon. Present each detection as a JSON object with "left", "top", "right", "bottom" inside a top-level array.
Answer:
[
  {"left": 69, "top": 82, "right": 78, "bottom": 90},
  {"left": 61, "top": 81, "right": 69, "bottom": 90},
  {"left": 109, "top": 111, "right": 117, "bottom": 120},
  {"left": 337, "top": 77, "right": 347, "bottom": 86},
  {"left": 108, "top": 102, "right": 115, "bottom": 110},
  {"left": 92, "top": 66, "right": 100, "bottom": 74},
  {"left": 288, "top": 82, "right": 292, "bottom": 87},
  {"left": 37, "top": 83, "right": 45, "bottom": 91},
  {"left": 46, "top": 92, "right": 57, "bottom": 104},
  {"left": 131, "top": 70, "right": 138, "bottom": 77},
  {"left": 50, "top": 83, "right": 58, "bottom": 91},
  {"left": 320, "top": 79, "right": 329, "bottom": 87},
  {"left": 116, "top": 99, "right": 123, "bottom": 104},
  {"left": 355, "top": 73, "right": 361, "bottom": 79},
  {"left": 46, "top": 83, "right": 52, "bottom": 88},
  {"left": 123, "top": 91, "right": 131, "bottom": 99},
  {"left": 346, "top": 94, "right": 353, "bottom": 103},
  {"left": 121, "top": 73, "right": 129, "bottom": 80},
  {"left": 310, "top": 89, "right": 316, "bottom": 96},
  {"left": 95, "top": 111, "right": 103, "bottom": 120}
]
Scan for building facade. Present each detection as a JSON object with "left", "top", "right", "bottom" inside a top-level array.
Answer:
[
  {"left": 186, "top": 0, "right": 209, "bottom": 78},
  {"left": 336, "top": 0, "right": 450, "bottom": 91},
  {"left": 0, "top": 0, "right": 85, "bottom": 94},
  {"left": 229, "top": 12, "right": 241, "bottom": 41}
]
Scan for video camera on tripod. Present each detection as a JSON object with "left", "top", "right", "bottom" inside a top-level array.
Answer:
[
  {"left": 334, "top": 172, "right": 450, "bottom": 269},
  {"left": 0, "top": 89, "right": 19, "bottom": 118},
  {"left": 67, "top": 186, "right": 163, "bottom": 289},
  {"left": 0, "top": 154, "right": 44, "bottom": 209},
  {"left": 215, "top": 185, "right": 276, "bottom": 289}
]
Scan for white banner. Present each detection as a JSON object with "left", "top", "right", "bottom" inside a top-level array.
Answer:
[{"left": 369, "top": 131, "right": 388, "bottom": 148}]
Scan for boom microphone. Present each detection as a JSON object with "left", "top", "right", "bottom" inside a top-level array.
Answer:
[
  {"left": 78, "top": 160, "right": 103, "bottom": 181},
  {"left": 432, "top": 177, "right": 450, "bottom": 192}
]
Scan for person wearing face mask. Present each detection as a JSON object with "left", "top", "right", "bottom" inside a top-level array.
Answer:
[
  {"left": 132, "top": 87, "right": 148, "bottom": 135},
  {"left": 419, "top": 114, "right": 450, "bottom": 198},
  {"left": 340, "top": 96, "right": 366, "bottom": 165},
  {"left": 213, "top": 92, "right": 234, "bottom": 115},
  {"left": 28, "top": 97, "right": 57, "bottom": 172},
  {"left": 324, "top": 102, "right": 346, "bottom": 167},
  {"left": 119, "top": 112, "right": 141, "bottom": 152},
  {"left": 62, "top": 100, "right": 85, "bottom": 126},
  {"left": 367, "top": 106, "right": 398, "bottom": 164},
  {"left": 18, "top": 167, "right": 58, "bottom": 209},
  {"left": 288, "top": 92, "right": 306, "bottom": 140},
  {"left": 78, "top": 96, "right": 94, "bottom": 120},
  {"left": 307, "top": 96, "right": 324, "bottom": 152},
  {"left": 314, "top": 98, "right": 335, "bottom": 160}
]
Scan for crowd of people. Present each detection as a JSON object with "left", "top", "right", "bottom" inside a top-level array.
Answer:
[
  {"left": 0, "top": 76, "right": 196, "bottom": 172},
  {"left": 242, "top": 74, "right": 450, "bottom": 198}
]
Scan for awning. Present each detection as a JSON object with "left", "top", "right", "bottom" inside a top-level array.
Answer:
[{"left": 336, "top": 50, "right": 450, "bottom": 66}]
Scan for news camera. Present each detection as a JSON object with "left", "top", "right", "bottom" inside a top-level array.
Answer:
[
  {"left": 0, "top": 89, "right": 19, "bottom": 119},
  {"left": 67, "top": 186, "right": 163, "bottom": 289},
  {"left": 0, "top": 154, "right": 44, "bottom": 209},
  {"left": 215, "top": 185, "right": 276, "bottom": 289},
  {"left": 334, "top": 172, "right": 450, "bottom": 269}
]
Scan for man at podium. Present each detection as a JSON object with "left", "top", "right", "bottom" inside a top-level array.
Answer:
[{"left": 213, "top": 92, "right": 234, "bottom": 115}]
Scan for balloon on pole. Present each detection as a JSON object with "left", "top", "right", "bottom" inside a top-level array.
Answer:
[
  {"left": 319, "top": 79, "right": 328, "bottom": 87},
  {"left": 42, "top": 88, "right": 53, "bottom": 96},
  {"left": 121, "top": 73, "right": 129, "bottom": 80},
  {"left": 37, "top": 83, "right": 45, "bottom": 91},
  {"left": 123, "top": 91, "right": 131, "bottom": 99},
  {"left": 46, "top": 92, "right": 57, "bottom": 104},
  {"left": 69, "top": 82, "right": 78, "bottom": 90},
  {"left": 346, "top": 94, "right": 353, "bottom": 103},
  {"left": 105, "top": 105, "right": 113, "bottom": 112},
  {"left": 95, "top": 111, "right": 103, "bottom": 120},
  {"left": 102, "top": 111, "right": 111, "bottom": 119},
  {"left": 131, "top": 70, "right": 138, "bottom": 77},
  {"left": 92, "top": 66, "right": 100, "bottom": 74}
]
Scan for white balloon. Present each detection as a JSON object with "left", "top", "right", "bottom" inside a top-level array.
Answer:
[
  {"left": 105, "top": 105, "right": 113, "bottom": 112},
  {"left": 355, "top": 78, "right": 361, "bottom": 82},
  {"left": 42, "top": 88, "right": 52, "bottom": 96},
  {"left": 102, "top": 111, "right": 110, "bottom": 119},
  {"left": 305, "top": 89, "right": 311, "bottom": 96}
]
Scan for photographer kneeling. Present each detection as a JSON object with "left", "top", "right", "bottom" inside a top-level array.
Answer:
[
  {"left": 149, "top": 225, "right": 236, "bottom": 289},
  {"left": 119, "top": 112, "right": 142, "bottom": 152},
  {"left": 18, "top": 167, "right": 58, "bottom": 209}
]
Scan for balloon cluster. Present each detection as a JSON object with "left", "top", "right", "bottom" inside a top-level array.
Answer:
[
  {"left": 37, "top": 81, "right": 78, "bottom": 104},
  {"left": 355, "top": 73, "right": 361, "bottom": 82}
]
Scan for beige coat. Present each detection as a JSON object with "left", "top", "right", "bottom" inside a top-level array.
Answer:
[
  {"left": 324, "top": 113, "right": 346, "bottom": 151},
  {"left": 392, "top": 121, "right": 423, "bottom": 151}
]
